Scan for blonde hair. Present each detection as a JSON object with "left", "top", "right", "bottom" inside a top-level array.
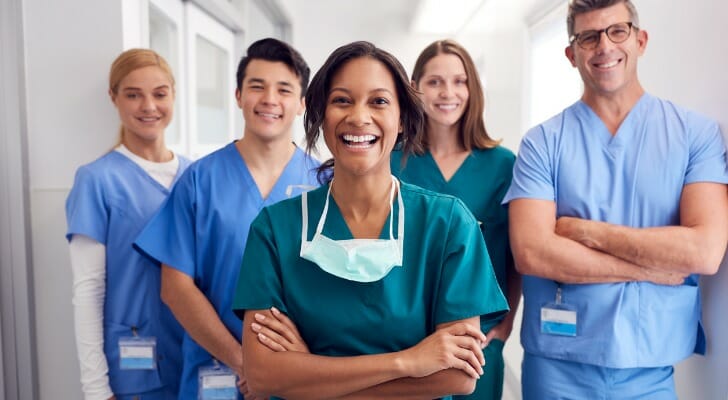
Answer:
[{"left": 109, "top": 48, "right": 175, "bottom": 145}]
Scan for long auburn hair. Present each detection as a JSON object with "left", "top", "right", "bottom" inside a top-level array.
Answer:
[{"left": 411, "top": 39, "right": 500, "bottom": 151}]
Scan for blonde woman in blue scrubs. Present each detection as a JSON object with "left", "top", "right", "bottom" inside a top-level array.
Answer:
[
  {"left": 232, "top": 41, "right": 508, "bottom": 400},
  {"left": 391, "top": 39, "right": 521, "bottom": 400}
]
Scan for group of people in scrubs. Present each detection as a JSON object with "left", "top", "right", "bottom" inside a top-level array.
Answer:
[{"left": 65, "top": 0, "right": 728, "bottom": 400}]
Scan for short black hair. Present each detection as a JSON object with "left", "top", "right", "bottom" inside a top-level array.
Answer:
[
  {"left": 235, "top": 38, "right": 310, "bottom": 96},
  {"left": 304, "top": 41, "right": 424, "bottom": 184}
]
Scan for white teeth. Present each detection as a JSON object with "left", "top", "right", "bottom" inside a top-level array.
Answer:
[
  {"left": 343, "top": 134, "right": 376, "bottom": 143},
  {"left": 139, "top": 117, "right": 159, "bottom": 122},
  {"left": 597, "top": 60, "right": 619, "bottom": 68},
  {"left": 437, "top": 104, "right": 458, "bottom": 111},
  {"left": 257, "top": 112, "right": 280, "bottom": 119}
]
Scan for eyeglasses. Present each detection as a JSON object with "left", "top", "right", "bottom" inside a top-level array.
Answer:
[{"left": 569, "top": 22, "right": 637, "bottom": 49}]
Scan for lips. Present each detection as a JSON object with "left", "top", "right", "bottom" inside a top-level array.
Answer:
[
  {"left": 435, "top": 104, "right": 459, "bottom": 111},
  {"left": 341, "top": 133, "right": 379, "bottom": 148},
  {"left": 255, "top": 110, "right": 282, "bottom": 119},
  {"left": 593, "top": 58, "right": 621, "bottom": 69},
  {"left": 136, "top": 116, "right": 161, "bottom": 122}
]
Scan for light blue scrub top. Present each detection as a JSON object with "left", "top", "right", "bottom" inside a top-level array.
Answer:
[
  {"left": 134, "top": 142, "right": 319, "bottom": 400},
  {"left": 233, "top": 182, "right": 508, "bottom": 400},
  {"left": 392, "top": 147, "right": 515, "bottom": 333},
  {"left": 503, "top": 93, "right": 728, "bottom": 368},
  {"left": 65, "top": 150, "right": 191, "bottom": 396}
]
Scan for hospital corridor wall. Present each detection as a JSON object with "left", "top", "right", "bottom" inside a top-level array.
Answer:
[{"left": 1, "top": 0, "right": 727, "bottom": 399}]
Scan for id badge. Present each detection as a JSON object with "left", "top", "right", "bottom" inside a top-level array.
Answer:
[
  {"left": 541, "top": 303, "right": 577, "bottom": 336},
  {"left": 119, "top": 336, "right": 157, "bottom": 370},
  {"left": 199, "top": 363, "right": 237, "bottom": 400}
]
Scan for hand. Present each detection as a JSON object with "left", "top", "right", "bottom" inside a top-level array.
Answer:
[
  {"left": 399, "top": 322, "right": 486, "bottom": 380},
  {"left": 485, "top": 319, "right": 513, "bottom": 345},
  {"left": 237, "top": 374, "right": 268, "bottom": 400},
  {"left": 108, "top": 396, "right": 116, "bottom": 400},
  {"left": 250, "top": 307, "right": 310, "bottom": 353},
  {"left": 642, "top": 267, "right": 689, "bottom": 286}
]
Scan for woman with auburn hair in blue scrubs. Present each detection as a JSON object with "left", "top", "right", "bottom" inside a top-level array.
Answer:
[
  {"left": 232, "top": 41, "right": 508, "bottom": 400},
  {"left": 391, "top": 39, "right": 521, "bottom": 400},
  {"left": 65, "top": 49, "right": 189, "bottom": 400}
]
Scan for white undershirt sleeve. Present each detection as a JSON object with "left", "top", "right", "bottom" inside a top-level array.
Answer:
[{"left": 69, "top": 234, "right": 114, "bottom": 400}]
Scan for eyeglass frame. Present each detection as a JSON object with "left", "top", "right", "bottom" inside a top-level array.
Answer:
[{"left": 569, "top": 22, "right": 639, "bottom": 49}]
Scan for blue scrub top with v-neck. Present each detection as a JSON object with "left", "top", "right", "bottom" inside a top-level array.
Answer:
[
  {"left": 503, "top": 93, "right": 728, "bottom": 368},
  {"left": 134, "top": 141, "right": 320, "bottom": 399},
  {"left": 66, "top": 150, "right": 191, "bottom": 396}
]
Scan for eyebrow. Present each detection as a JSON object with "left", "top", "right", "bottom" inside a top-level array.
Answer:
[
  {"left": 330, "top": 87, "right": 395, "bottom": 96},
  {"left": 122, "top": 85, "right": 170, "bottom": 91},
  {"left": 247, "top": 77, "right": 294, "bottom": 88}
]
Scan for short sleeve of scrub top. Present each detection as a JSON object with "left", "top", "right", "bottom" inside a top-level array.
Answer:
[
  {"left": 503, "top": 126, "right": 555, "bottom": 202},
  {"left": 66, "top": 166, "right": 109, "bottom": 243},
  {"left": 684, "top": 112, "right": 728, "bottom": 184},
  {"left": 134, "top": 167, "right": 197, "bottom": 276}
]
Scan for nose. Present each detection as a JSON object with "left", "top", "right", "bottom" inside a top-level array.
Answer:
[
  {"left": 439, "top": 82, "right": 453, "bottom": 98},
  {"left": 141, "top": 95, "right": 156, "bottom": 113},
  {"left": 261, "top": 87, "right": 277, "bottom": 104},
  {"left": 345, "top": 102, "right": 372, "bottom": 127},
  {"left": 594, "top": 30, "right": 614, "bottom": 52}
]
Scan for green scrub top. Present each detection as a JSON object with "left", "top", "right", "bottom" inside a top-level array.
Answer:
[
  {"left": 233, "top": 182, "right": 508, "bottom": 399},
  {"left": 391, "top": 147, "right": 515, "bottom": 308}
]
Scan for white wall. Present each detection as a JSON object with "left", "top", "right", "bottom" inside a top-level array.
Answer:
[
  {"left": 637, "top": 1, "right": 728, "bottom": 399},
  {"left": 23, "top": 0, "right": 125, "bottom": 398}
]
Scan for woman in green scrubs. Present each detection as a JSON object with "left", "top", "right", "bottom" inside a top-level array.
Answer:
[
  {"left": 391, "top": 39, "right": 521, "bottom": 400},
  {"left": 232, "top": 41, "right": 508, "bottom": 400}
]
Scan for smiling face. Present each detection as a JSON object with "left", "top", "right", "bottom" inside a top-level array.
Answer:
[
  {"left": 416, "top": 53, "right": 469, "bottom": 130},
  {"left": 236, "top": 59, "right": 304, "bottom": 142},
  {"left": 323, "top": 57, "right": 401, "bottom": 178},
  {"left": 111, "top": 65, "right": 174, "bottom": 144},
  {"left": 565, "top": 2, "right": 647, "bottom": 101}
]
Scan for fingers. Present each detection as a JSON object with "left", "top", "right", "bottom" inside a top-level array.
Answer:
[
  {"left": 444, "top": 322, "right": 487, "bottom": 345},
  {"left": 255, "top": 312, "right": 299, "bottom": 345},
  {"left": 251, "top": 322, "right": 292, "bottom": 352},
  {"left": 271, "top": 307, "right": 304, "bottom": 341},
  {"left": 452, "top": 335, "right": 485, "bottom": 373}
]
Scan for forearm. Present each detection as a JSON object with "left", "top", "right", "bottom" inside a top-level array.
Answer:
[
  {"left": 69, "top": 236, "right": 115, "bottom": 400},
  {"left": 509, "top": 199, "right": 686, "bottom": 285},
  {"left": 245, "top": 342, "right": 408, "bottom": 399},
  {"left": 564, "top": 219, "right": 725, "bottom": 274},
  {"left": 161, "top": 265, "right": 242, "bottom": 371},
  {"left": 337, "top": 369, "right": 475, "bottom": 400},
  {"left": 499, "top": 259, "right": 522, "bottom": 334}
]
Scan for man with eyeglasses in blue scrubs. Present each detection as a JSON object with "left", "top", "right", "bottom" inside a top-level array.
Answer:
[{"left": 504, "top": 0, "right": 728, "bottom": 399}]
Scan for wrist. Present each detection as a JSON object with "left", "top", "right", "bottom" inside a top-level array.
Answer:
[{"left": 392, "top": 350, "right": 411, "bottom": 378}]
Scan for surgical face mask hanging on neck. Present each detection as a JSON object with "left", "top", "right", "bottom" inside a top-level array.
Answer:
[{"left": 299, "top": 176, "right": 405, "bottom": 283}]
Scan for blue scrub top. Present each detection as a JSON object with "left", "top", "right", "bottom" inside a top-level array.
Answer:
[
  {"left": 65, "top": 150, "right": 191, "bottom": 396},
  {"left": 392, "top": 147, "right": 515, "bottom": 333},
  {"left": 503, "top": 93, "right": 728, "bottom": 368},
  {"left": 134, "top": 142, "right": 320, "bottom": 399},
  {"left": 233, "top": 182, "right": 508, "bottom": 400}
]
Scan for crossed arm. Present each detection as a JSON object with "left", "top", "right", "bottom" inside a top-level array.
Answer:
[
  {"left": 242, "top": 308, "right": 485, "bottom": 400},
  {"left": 509, "top": 182, "right": 728, "bottom": 284}
]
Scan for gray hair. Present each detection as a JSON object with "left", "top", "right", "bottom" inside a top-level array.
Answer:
[{"left": 567, "top": 0, "right": 640, "bottom": 39}]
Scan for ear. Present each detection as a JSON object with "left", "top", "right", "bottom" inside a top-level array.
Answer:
[
  {"left": 297, "top": 96, "right": 305, "bottom": 116},
  {"left": 636, "top": 29, "right": 649, "bottom": 56},
  {"left": 410, "top": 79, "right": 418, "bottom": 90},
  {"left": 109, "top": 89, "right": 117, "bottom": 105},
  {"left": 565, "top": 45, "right": 577, "bottom": 67},
  {"left": 235, "top": 88, "right": 243, "bottom": 109}
]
